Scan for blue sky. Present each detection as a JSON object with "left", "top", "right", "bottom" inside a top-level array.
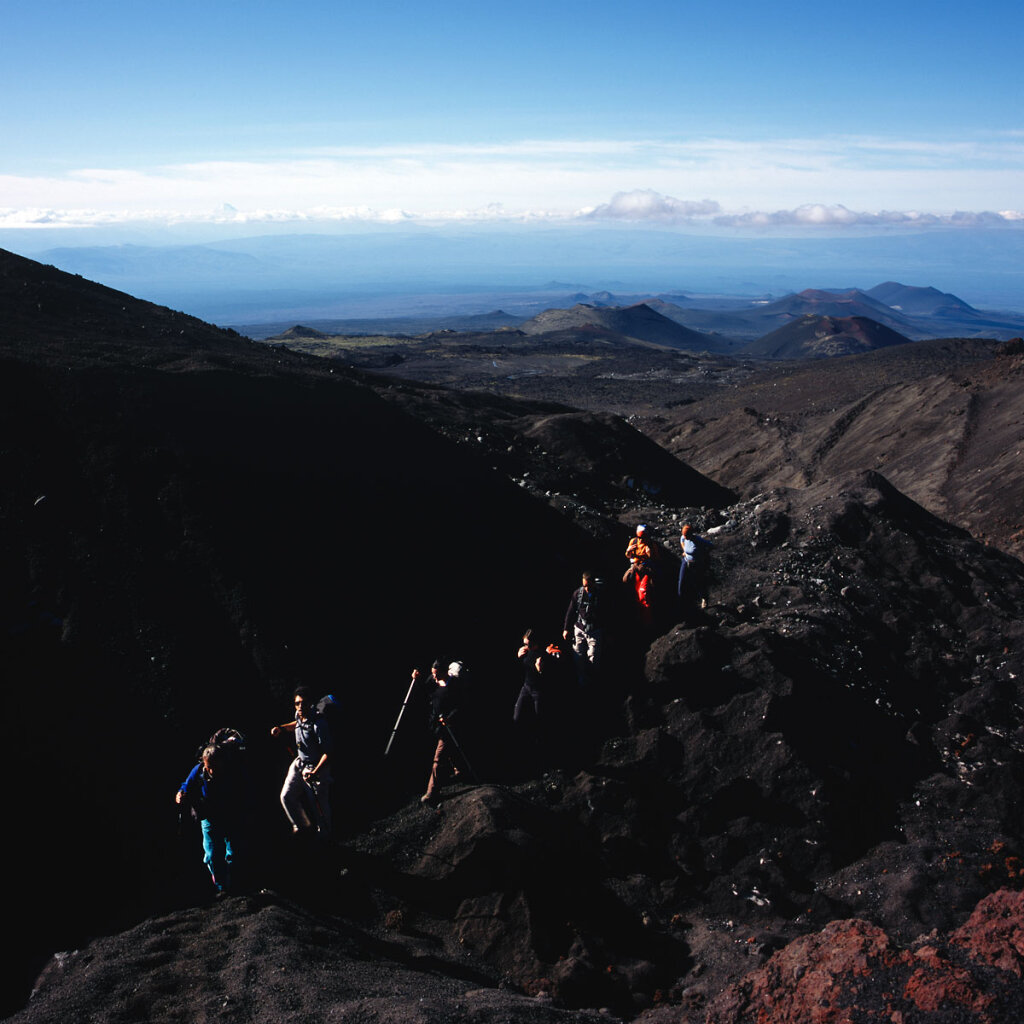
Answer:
[{"left": 2, "top": 0, "right": 1022, "bottom": 234}]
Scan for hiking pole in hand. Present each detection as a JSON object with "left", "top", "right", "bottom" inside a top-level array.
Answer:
[
  {"left": 439, "top": 715, "right": 480, "bottom": 784},
  {"left": 384, "top": 669, "right": 419, "bottom": 757},
  {"left": 301, "top": 764, "right": 328, "bottom": 829}
]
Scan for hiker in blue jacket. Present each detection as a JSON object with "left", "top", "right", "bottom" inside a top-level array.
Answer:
[{"left": 176, "top": 741, "right": 245, "bottom": 893}]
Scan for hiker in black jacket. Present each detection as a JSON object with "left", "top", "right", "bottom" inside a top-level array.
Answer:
[
  {"left": 416, "top": 660, "right": 461, "bottom": 804},
  {"left": 563, "top": 571, "right": 604, "bottom": 685}
]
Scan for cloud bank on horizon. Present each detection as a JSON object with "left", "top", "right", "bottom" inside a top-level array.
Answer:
[
  {"left": 2, "top": 136, "right": 1022, "bottom": 235},
  {"left": 4, "top": 0, "right": 1022, "bottom": 244}
]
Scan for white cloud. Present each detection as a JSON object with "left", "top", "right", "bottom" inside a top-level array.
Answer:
[
  {"left": 710, "top": 203, "right": 1024, "bottom": 229},
  {"left": 3, "top": 194, "right": 1023, "bottom": 234},
  {"left": 578, "top": 190, "right": 720, "bottom": 222},
  {"left": 1, "top": 134, "right": 1023, "bottom": 232}
]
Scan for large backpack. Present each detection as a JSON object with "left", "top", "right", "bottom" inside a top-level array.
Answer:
[
  {"left": 181, "top": 728, "right": 247, "bottom": 824},
  {"left": 194, "top": 726, "right": 246, "bottom": 762},
  {"left": 314, "top": 694, "right": 339, "bottom": 729}
]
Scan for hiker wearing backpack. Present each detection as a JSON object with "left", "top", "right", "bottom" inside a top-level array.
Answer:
[
  {"left": 175, "top": 737, "right": 248, "bottom": 894},
  {"left": 563, "top": 570, "right": 604, "bottom": 685},
  {"left": 416, "top": 660, "right": 463, "bottom": 805},
  {"left": 271, "top": 686, "right": 333, "bottom": 836},
  {"left": 677, "top": 523, "right": 713, "bottom": 614},
  {"left": 624, "top": 524, "right": 660, "bottom": 624}
]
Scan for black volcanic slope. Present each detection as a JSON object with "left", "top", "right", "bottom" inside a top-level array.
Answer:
[
  {"left": 0, "top": 246, "right": 254, "bottom": 368},
  {"left": 0, "top": 248, "right": 730, "bottom": 1014},
  {"left": 648, "top": 337, "right": 1024, "bottom": 561},
  {"left": 0, "top": 251, "right": 590, "bottom": 1006},
  {"left": 4, "top": 250, "right": 1024, "bottom": 1024}
]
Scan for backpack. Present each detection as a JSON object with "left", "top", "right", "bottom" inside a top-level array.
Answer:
[
  {"left": 315, "top": 694, "right": 340, "bottom": 733},
  {"left": 181, "top": 728, "right": 247, "bottom": 824},
  {"left": 194, "top": 726, "right": 246, "bottom": 762}
]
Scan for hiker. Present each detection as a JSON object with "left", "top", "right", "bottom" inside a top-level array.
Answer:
[
  {"left": 624, "top": 524, "right": 659, "bottom": 623},
  {"left": 175, "top": 737, "right": 248, "bottom": 894},
  {"left": 678, "top": 523, "right": 713, "bottom": 611},
  {"left": 563, "top": 571, "right": 604, "bottom": 685},
  {"left": 416, "top": 659, "right": 462, "bottom": 804},
  {"left": 513, "top": 629, "right": 546, "bottom": 727},
  {"left": 517, "top": 628, "right": 542, "bottom": 663},
  {"left": 270, "top": 686, "right": 333, "bottom": 836}
]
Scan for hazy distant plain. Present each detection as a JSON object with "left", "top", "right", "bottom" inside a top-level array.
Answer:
[{"left": 10, "top": 224, "right": 1024, "bottom": 326}]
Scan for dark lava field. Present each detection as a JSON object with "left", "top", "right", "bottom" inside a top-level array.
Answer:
[{"left": 2, "top": 248, "right": 1024, "bottom": 1023}]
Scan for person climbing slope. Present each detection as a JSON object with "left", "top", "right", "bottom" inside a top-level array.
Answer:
[
  {"left": 271, "top": 686, "right": 333, "bottom": 837},
  {"left": 415, "top": 659, "right": 463, "bottom": 805},
  {"left": 175, "top": 738, "right": 248, "bottom": 894},
  {"left": 624, "top": 524, "right": 659, "bottom": 625},
  {"left": 677, "top": 523, "right": 714, "bottom": 614},
  {"left": 563, "top": 570, "right": 604, "bottom": 685}
]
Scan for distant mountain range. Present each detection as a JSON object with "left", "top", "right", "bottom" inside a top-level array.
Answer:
[
  {"left": 649, "top": 283, "right": 1024, "bottom": 343},
  {"left": 246, "top": 282, "right": 1024, "bottom": 348},
  {"left": 14, "top": 225, "right": 1024, "bottom": 324}
]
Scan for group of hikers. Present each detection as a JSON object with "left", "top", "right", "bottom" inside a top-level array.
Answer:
[
  {"left": 175, "top": 521, "right": 712, "bottom": 894},
  {"left": 175, "top": 689, "right": 336, "bottom": 894},
  {"left": 624, "top": 521, "right": 713, "bottom": 625}
]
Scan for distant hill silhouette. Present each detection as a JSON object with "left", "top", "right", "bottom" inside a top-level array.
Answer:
[
  {"left": 521, "top": 302, "right": 719, "bottom": 351},
  {"left": 753, "top": 288, "right": 914, "bottom": 333},
  {"left": 743, "top": 314, "right": 912, "bottom": 359},
  {"left": 266, "top": 324, "right": 332, "bottom": 340},
  {"left": 646, "top": 283, "right": 1024, "bottom": 343},
  {"left": 238, "top": 281, "right": 1024, "bottom": 346},
  {"left": 866, "top": 280, "right": 978, "bottom": 316}
]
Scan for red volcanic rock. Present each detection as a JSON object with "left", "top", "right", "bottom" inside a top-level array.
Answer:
[
  {"left": 950, "top": 888, "right": 1024, "bottom": 978},
  {"left": 706, "top": 918, "right": 893, "bottom": 1023},
  {"left": 704, "top": 889, "right": 1024, "bottom": 1023}
]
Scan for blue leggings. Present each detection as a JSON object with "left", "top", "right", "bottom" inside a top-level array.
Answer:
[{"left": 200, "top": 818, "right": 235, "bottom": 892}]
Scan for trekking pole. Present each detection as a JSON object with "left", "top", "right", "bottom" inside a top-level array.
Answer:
[
  {"left": 384, "top": 672, "right": 419, "bottom": 757},
  {"left": 439, "top": 715, "right": 480, "bottom": 784},
  {"left": 302, "top": 766, "right": 327, "bottom": 825}
]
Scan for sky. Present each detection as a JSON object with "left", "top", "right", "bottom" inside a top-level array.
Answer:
[{"left": 2, "top": 0, "right": 1022, "bottom": 238}]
